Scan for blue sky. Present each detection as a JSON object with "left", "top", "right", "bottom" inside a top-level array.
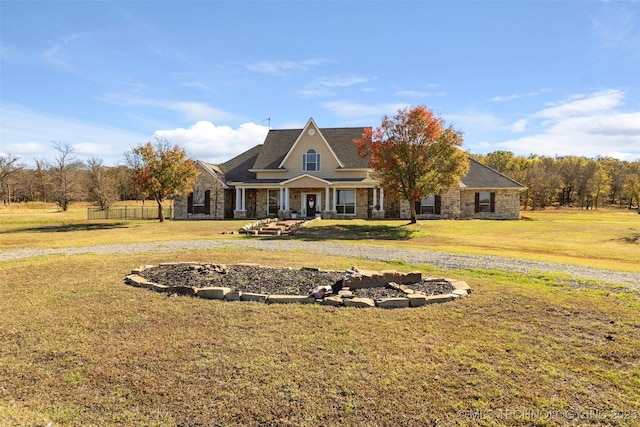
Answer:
[{"left": 1, "top": 0, "right": 639, "bottom": 167}]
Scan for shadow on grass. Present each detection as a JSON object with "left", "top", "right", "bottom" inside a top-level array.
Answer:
[
  {"left": 286, "top": 223, "right": 417, "bottom": 241},
  {"left": 620, "top": 233, "right": 640, "bottom": 244},
  {"left": 0, "top": 222, "right": 130, "bottom": 234}
]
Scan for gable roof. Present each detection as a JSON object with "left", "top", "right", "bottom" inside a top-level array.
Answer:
[
  {"left": 219, "top": 144, "right": 263, "bottom": 183},
  {"left": 461, "top": 158, "right": 526, "bottom": 189},
  {"left": 196, "top": 160, "right": 228, "bottom": 188},
  {"left": 252, "top": 123, "right": 371, "bottom": 170}
]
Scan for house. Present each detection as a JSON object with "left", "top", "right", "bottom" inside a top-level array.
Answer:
[{"left": 174, "top": 118, "right": 526, "bottom": 220}]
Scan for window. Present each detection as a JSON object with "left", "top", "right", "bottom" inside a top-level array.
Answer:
[
  {"left": 336, "top": 189, "right": 355, "bottom": 215},
  {"left": 268, "top": 189, "right": 279, "bottom": 216},
  {"left": 475, "top": 191, "right": 495, "bottom": 213},
  {"left": 302, "top": 149, "right": 320, "bottom": 172},
  {"left": 415, "top": 194, "right": 441, "bottom": 215},
  {"left": 420, "top": 195, "right": 435, "bottom": 214},
  {"left": 188, "top": 189, "right": 210, "bottom": 214}
]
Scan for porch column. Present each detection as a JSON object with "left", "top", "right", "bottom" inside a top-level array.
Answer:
[
  {"left": 279, "top": 188, "right": 284, "bottom": 210},
  {"left": 241, "top": 188, "right": 246, "bottom": 211},
  {"left": 285, "top": 187, "right": 290, "bottom": 210},
  {"left": 235, "top": 188, "right": 241, "bottom": 211},
  {"left": 332, "top": 187, "right": 337, "bottom": 211},
  {"left": 379, "top": 188, "right": 384, "bottom": 209},
  {"left": 325, "top": 187, "right": 330, "bottom": 211},
  {"left": 373, "top": 187, "right": 378, "bottom": 209}
]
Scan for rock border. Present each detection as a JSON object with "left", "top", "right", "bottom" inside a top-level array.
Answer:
[{"left": 124, "top": 263, "right": 471, "bottom": 309}]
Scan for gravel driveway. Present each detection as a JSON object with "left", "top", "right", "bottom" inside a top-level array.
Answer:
[{"left": 2, "top": 239, "right": 639, "bottom": 290}]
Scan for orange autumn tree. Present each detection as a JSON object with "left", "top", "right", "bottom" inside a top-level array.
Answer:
[
  {"left": 127, "top": 138, "right": 198, "bottom": 222},
  {"left": 355, "top": 106, "right": 469, "bottom": 223}
]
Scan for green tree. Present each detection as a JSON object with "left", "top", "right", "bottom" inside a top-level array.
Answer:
[
  {"left": 623, "top": 174, "right": 640, "bottom": 209},
  {"left": 355, "top": 106, "right": 468, "bottom": 223},
  {"left": 126, "top": 138, "right": 198, "bottom": 222}
]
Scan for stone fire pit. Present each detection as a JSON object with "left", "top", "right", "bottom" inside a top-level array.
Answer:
[{"left": 125, "top": 263, "right": 471, "bottom": 308}]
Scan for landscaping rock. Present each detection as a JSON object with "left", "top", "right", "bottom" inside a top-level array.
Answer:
[
  {"left": 426, "top": 294, "right": 454, "bottom": 304},
  {"left": 376, "top": 297, "right": 410, "bottom": 309},
  {"left": 452, "top": 289, "right": 469, "bottom": 298},
  {"left": 240, "top": 292, "right": 268, "bottom": 302},
  {"left": 343, "top": 297, "right": 375, "bottom": 308},
  {"left": 267, "top": 295, "right": 316, "bottom": 304},
  {"left": 448, "top": 280, "right": 471, "bottom": 293},
  {"left": 224, "top": 290, "right": 242, "bottom": 301},
  {"left": 320, "top": 296, "right": 343, "bottom": 307},
  {"left": 198, "top": 287, "right": 232, "bottom": 300},
  {"left": 407, "top": 294, "right": 429, "bottom": 307},
  {"left": 168, "top": 285, "right": 196, "bottom": 296}
]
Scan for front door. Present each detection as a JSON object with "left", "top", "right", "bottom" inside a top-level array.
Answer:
[{"left": 306, "top": 194, "right": 317, "bottom": 218}]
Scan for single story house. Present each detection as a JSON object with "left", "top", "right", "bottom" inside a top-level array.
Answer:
[{"left": 174, "top": 118, "right": 526, "bottom": 220}]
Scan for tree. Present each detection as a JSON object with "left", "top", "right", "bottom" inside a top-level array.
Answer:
[
  {"left": 126, "top": 138, "right": 198, "bottom": 222},
  {"left": 86, "top": 157, "right": 118, "bottom": 209},
  {"left": 355, "top": 106, "right": 469, "bottom": 223},
  {"left": 50, "top": 141, "right": 84, "bottom": 211},
  {"left": 623, "top": 174, "right": 640, "bottom": 209},
  {"left": 0, "top": 154, "right": 21, "bottom": 205}
]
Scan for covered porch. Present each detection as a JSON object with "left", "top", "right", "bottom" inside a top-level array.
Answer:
[{"left": 231, "top": 175, "right": 385, "bottom": 220}]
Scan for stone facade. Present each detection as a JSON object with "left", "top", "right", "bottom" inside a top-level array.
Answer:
[
  {"left": 396, "top": 187, "right": 521, "bottom": 220},
  {"left": 174, "top": 170, "right": 225, "bottom": 220},
  {"left": 459, "top": 189, "right": 521, "bottom": 220}
]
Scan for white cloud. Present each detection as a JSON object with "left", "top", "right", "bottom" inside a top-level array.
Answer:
[
  {"left": 246, "top": 58, "right": 331, "bottom": 76},
  {"left": 0, "top": 104, "right": 147, "bottom": 166},
  {"left": 509, "top": 119, "right": 528, "bottom": 133},
  {"left": 590, "top": 4, "right": 640, "bottom": 53},
  {"left": 490, "top": 90, "right": 640, "bottom": 160},
  {"left": 489, "top": 88, "right": 552, "bottom": 102},
  {"left": 536, "top": 89, "right": 623, "bottom": 119},
  {"left": 298, "top": 76, "right": 369, "bottom": 98},
  {"left": 99, "top": 92, "right": 236, "bottom": 122},
  {"left": 153, "top": 121, "right": 269, "bottom": 163}
]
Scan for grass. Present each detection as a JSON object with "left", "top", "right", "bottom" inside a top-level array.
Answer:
[{"left": 1, "top": 203, "right": 639, "bottom": 426}]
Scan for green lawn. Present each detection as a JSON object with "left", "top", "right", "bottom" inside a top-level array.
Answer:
[{"left": 1, "top": 204, "right": 639, "bottom": 426}]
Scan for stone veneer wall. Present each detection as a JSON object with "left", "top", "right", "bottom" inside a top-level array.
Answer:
[
  {"left": 399, "top": 188, "right": 461, "bottom": 220},
  {"left": 398, "top": 188, "right": 521, "bottom": 220},
  {"left": 174, "top": 173, "right": 225, "bottom": 220},
  {"left": 459, "top": 189, "right": 521, "bottom": 220}
]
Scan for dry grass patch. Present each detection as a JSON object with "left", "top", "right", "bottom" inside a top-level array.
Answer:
[{"left": 1, "top": 248, "right": 639, "bottom": 426}]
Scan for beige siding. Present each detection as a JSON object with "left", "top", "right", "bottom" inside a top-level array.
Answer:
[{"left": 256, "top": 123, "right": 370, "bottom": 182}]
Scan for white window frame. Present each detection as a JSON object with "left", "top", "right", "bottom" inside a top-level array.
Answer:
[
  {"left": 302, "top": 149, "right": 320, "bottom": 172},
  {"left": 336, "top": 189, "right": 355, "bottom": 215},
  {"left": 420, "top": 194, "right": 435, "bottom": 214}
]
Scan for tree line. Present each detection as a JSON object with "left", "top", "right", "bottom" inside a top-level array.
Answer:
[
  {"left": 1, "top": 140, "right": 639, "bottom": 215},
  {"left": 0, "top": 139, "right": 198, "bottom": 222},
  {"left": 472, "top": 151, "right": 640, "bottom": 210}
]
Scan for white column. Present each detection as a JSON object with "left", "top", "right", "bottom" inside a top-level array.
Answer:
[
  {"left": 325, "top": 187, "right": 330, "bottom": 211},
  {"left": 332, "top": 188, "right": 337, "bottom": 211},
  {"left": 235, "top": 188, "right": 241, "bottom": 211},
  {"left": 373, "top": 187, "right": 378, "bottom": 209},
  {"left": 285, "top": 188, "right": 290, "bottom": 210},
  {"left": 279, "top": 188, "right": 284, "bottom": 210},
  {"left": 241, "top": 188, "right": 246, "bottom": 211},
  {"left": 379, "top": 188, "right": 384, "bottom": 209}
]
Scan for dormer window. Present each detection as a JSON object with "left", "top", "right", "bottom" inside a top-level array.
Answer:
[{"left": 303, "top": 149, "right": 320, "bottom": 172}]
